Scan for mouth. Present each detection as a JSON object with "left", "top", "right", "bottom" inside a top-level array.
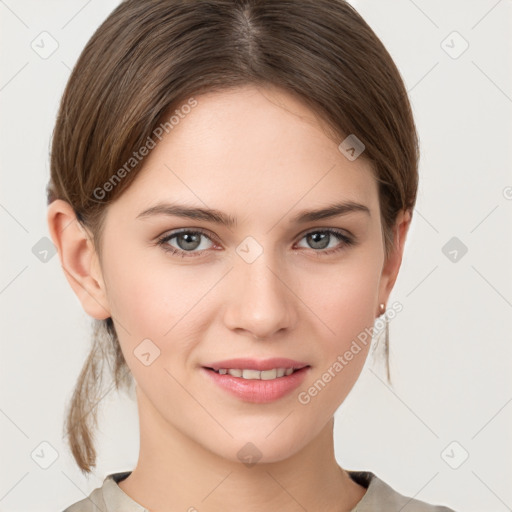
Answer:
[
  {"left": 204, "top": 366, "right": 307, "bottom": 380},
  {"left": 201, "top": 359, "right": 311, "bottom": 403}
]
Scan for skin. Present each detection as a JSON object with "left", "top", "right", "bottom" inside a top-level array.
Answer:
[{"left": 48, "top": 84, "right": 411, "bottom": 511}]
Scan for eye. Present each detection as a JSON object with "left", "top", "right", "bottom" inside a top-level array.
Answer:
[
  {"left": 157, "top": 229, "right": 216, "bottom": 257},
  {"left": 296, "top": 228, "right": 355, "bottom": 255},
  {"left": 156, "top": 227, "right": 355, "bottom": 258}
]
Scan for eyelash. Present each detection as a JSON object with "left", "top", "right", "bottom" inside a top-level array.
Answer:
[{"left": 156, "top": 228, "right": 355, "bottom": 258}]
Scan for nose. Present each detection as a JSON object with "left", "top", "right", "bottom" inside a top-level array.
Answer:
[{"left": 223, "top": 251, "right": 298, "bottom": 340}]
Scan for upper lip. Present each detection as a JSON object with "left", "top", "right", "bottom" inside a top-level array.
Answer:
[{"left": 204, "top": 358, "right": 310, "bottom": 371}]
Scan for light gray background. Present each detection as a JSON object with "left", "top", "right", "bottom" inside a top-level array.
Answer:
[{"left": 1, "top": 1, "right": 511, "bottom": 511}]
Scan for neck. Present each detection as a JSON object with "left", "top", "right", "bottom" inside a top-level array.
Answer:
[{"left": 118, "top": 388, "right": 366, "bottom": 512}]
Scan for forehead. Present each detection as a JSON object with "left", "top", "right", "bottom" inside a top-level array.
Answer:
[{"left": 110, "top": 85, "right": 378, "bottom": 219}]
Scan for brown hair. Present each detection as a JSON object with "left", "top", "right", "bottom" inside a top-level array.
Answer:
[{"left": 48, "top": 0, "right": 419, "bottom": 474}]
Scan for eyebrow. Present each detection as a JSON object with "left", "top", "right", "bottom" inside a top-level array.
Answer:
[{"left": 136, "top": 200, "right": 370, "bottom": 227}]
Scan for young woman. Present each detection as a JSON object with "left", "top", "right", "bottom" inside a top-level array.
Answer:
[{"left": 47, "top": 0, "right": 457, "bottom": 510}]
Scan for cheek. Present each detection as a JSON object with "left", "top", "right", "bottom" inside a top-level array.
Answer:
[
  {"left": 104, "top": 263, "right": 165, "bottom": 335},
  {"left": 102, "top": 255, "right": 200, "bottom": 403},
  {"left": 103, "top": 239, "right": 201, "bottom": 335},
  {"left": 295, "top": 264, "right": 381, "bottom": 428},
  {"left": 101, "top": 244, "right": 216, "bottom": 374},
  {"left": 300, "top": 253, "right": 382, "bottom": 351}
]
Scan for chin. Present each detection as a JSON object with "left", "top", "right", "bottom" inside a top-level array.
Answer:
[{"left": 203, "top": 426, "right": 314, "bottom": 466}]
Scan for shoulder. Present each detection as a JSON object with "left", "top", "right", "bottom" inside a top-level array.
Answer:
[
  {"left": 61, "top": 471, "right": 137, "bottom": 512},
  {"left": 61, "top": 485, "right": 106, "bottom": 512},
  {"left": 348, "top": 471, "right": 458, "bottom": 512}
]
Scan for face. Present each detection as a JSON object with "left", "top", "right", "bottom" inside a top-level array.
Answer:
[{"left": 83, "top": 85, "right": 400, "bottom": 463}]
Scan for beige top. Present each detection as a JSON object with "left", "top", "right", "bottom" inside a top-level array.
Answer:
[{"left": 62, "top": 470, "right": 457, "bottom": 511}]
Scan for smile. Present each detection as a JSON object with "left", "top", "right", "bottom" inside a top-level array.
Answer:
[
  {"left": 210, "top": 367, "right": 297, "bottom": 380},
  {"left": 202, "top": 365, "right": 310, "bottom": 403}
]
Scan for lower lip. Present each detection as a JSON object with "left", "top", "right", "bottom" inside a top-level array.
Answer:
[{"left": 201, "top": 367, "right": 310, "bottom": 403}]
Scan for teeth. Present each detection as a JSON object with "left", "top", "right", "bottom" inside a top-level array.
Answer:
[
  {"left": 261, "top": 369, "right": 277, "bottom": 380},
  {"left": 241, "top": 369, "right": 260, "bottom": 379},
  {"left": 215, "top": 367, "right": 298, "bottom": 380}
]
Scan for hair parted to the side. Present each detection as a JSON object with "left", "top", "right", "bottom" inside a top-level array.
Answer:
[{"left": 48, "top": 0, "right": 419, "bottom": 474}]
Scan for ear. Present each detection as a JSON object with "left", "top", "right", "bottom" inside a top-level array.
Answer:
[
  {"left": 376, "top": 209, "right": 412, "bottom": 315},
  {"left": 47, "top": 199, "right": 111, "bottom": 320}
]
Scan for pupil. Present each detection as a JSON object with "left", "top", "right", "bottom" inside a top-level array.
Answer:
[
  {"left": 180, "top": 233, "right": 200, "bottom": 250},
  {"left": 309, "top": 232, "right": 329, "bottom": 249}
]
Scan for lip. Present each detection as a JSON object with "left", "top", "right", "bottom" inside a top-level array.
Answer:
[
  {"left": 201, "top": 358, "right": 311, "bottom": 403},
  {"left": 203, "top": 357, "right": 309, "bottom": 371}
]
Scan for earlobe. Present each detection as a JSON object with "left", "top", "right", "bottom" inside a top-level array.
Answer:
[
  {"left": 376, "top": 209, "right": 412, "bottom": 314},
  {"left": 46, "top": 199, "right": 111, "bottom": 320}
]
